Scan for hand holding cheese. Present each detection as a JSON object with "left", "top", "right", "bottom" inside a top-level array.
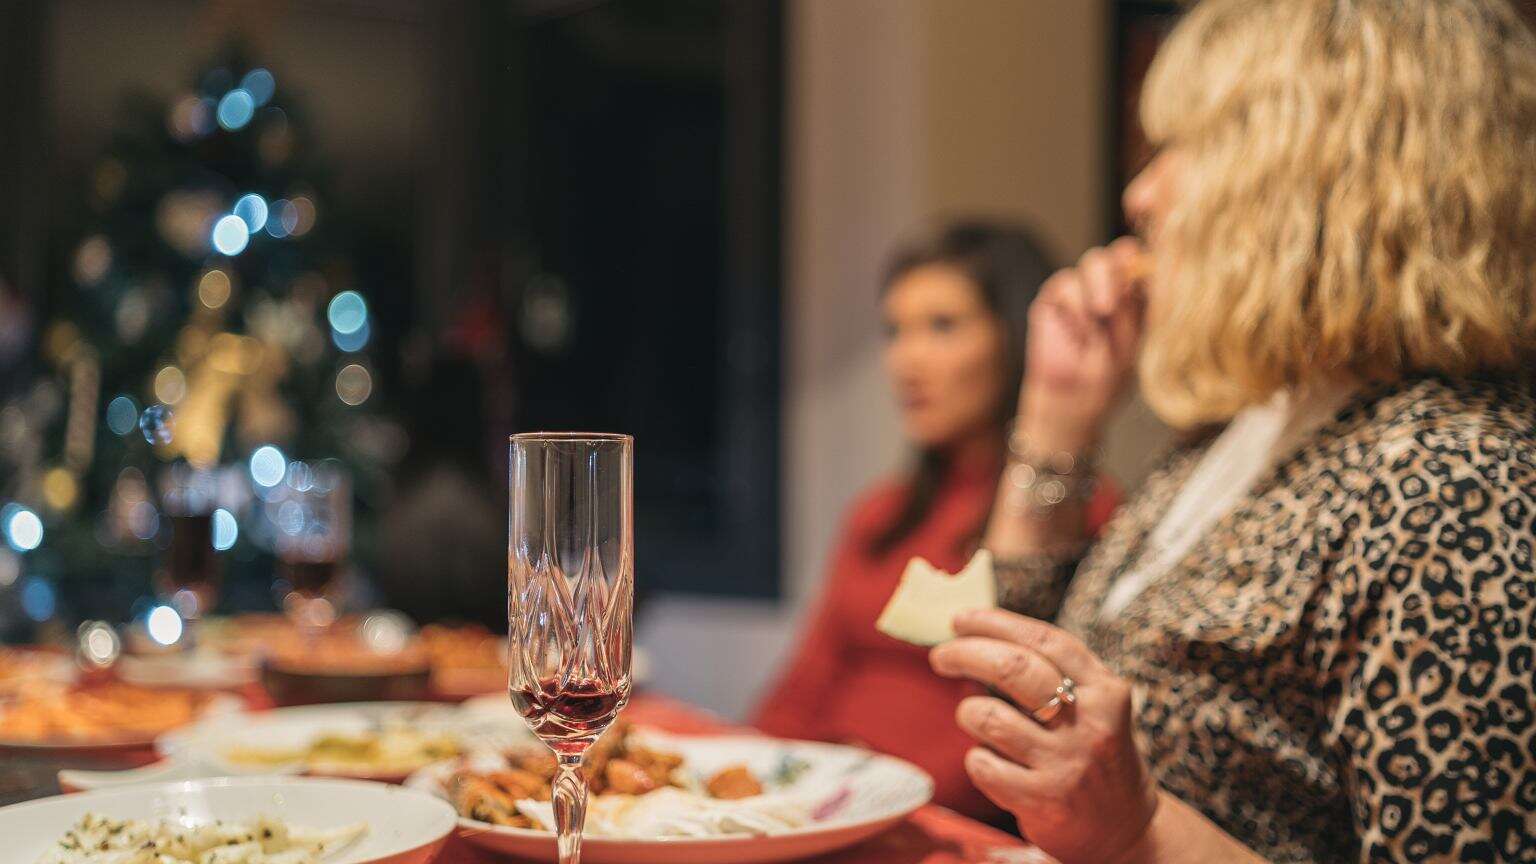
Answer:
[{"left": 876, "top": 551, "right": 997, "bottom": 646}]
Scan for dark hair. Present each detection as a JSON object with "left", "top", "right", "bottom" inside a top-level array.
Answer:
[{"left": 867, "top": 220, "right": 1056, "bottom": 555}]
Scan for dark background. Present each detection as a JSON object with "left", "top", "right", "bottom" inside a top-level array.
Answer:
[{"left": 0, "top": 0, "right": 782, "bottom": 633}]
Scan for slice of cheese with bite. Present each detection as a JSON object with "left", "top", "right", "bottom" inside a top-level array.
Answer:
[{"left": 876, "top": 550, "right": 996, "bottom": 646}]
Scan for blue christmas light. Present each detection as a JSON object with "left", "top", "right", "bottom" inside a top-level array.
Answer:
[
  {"left": 212, "top": 508, "right": 238, "bottom": 551},
  {"left": 3, "top": 506, "right": 43, "bottom": 552},
  {"left": 106, "top": 395, "right": 139, "bottom": 436},
  {"left": 240, "top": 69, "right": 276, "bottom": 106},
  {"left": 216, "top": 89, "right": 256, "bottom": 131},
  {"left": 250, "top": 445, "right": 286, "bottom": 488},
  {"left": 332, "top": 320, "right": 370, "bottom": 353},
  {"left": 233, "top": 194, "right": 269, "bottom": 233},
  {"left": 20, "top": 577, "right": 55, "bottom": 622},
  {"left": 327, "top": 291, "right": 367, "bottom": 335},
  {"left": 211, "top": 215, "right": 250, "bottom": 255}
]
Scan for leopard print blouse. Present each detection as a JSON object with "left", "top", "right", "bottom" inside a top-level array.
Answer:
[{"left": 1036, "top": 376, "right": 1535, "bottom": 863}]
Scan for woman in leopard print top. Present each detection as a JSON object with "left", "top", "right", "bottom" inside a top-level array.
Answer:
[{"left": 926, "top": 1, "right": 1536, "bottom": 862}]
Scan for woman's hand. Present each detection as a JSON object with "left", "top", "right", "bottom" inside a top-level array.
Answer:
[
  {"left": 930, "top": 608, "right": 1160, "bottom": 864},
  {"left": 1018, "top": 238, "right": 1146, "bottom": 454}
]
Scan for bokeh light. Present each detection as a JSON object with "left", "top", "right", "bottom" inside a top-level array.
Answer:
[
  {"left": 129, "top": 501, "right": 159, "bottom": 541},
  {"left": 80, "top": 621, "right": 121, "bottom": 667},
  {"left": 327, "top": 291, "right": 368, "bottom": 335},
  {"left": 106, "top": 395, "right": 139, "bottom": 436},
  {"left": 240, "top": 69, "right": 276, "bottom": 106},
  {"left": 4, "top": 506, "right": 44, "bottom": 552},
  {"left": 0, "top": 549, "right": 17, "bottom": 587},
  {"left": 212, "top": 508, "right": 239, "bottom": 551},
  {"left": 140, "top": 403, "right": 175, "bottom": 445},
  {"left": 211, "top": 215, "right": 250, "bottom": 255},
  {"left": 41, "top": 468, "right": 79, "bottom": 512},
  {"left": 279, "top": 200, "right": 300, "bottom": 235},
  {"left": 168, "top": 94, "right": 214, "bottom": 141},
  {"left": 216, "top": 89, "right": 256, "bottom": 131},
  {"left": 285, "top": 461, "right": 314, "bottom": 492},
  {"left": 233, "top": 193, "right": 269, "bottom": 233},
  {"left": 21, "top": 577, "right": 55, "bottom": 622},
  {"left": 153, "top": 366, "right": 187, "bottom": 405},
  {"left": 45, "top": 322, "right": 83, "bottom": 366},
  {"left": 115, "top": 289, "right": 150, "bottom": 343},
  {"left": 332, "top": 320, "right": 370, "bottom": 353},
  {"left": 197, "top": 268, "right": 233, "bottom": 309},
  {"left": 266, "top": 200, "right": 293, "bottom": 238},
  {"left": 277, "top": 500, "right": 305, "bottom": 535},
  {"left": 250, "top": 445, "right": 287, "bottom": 488},
  {"left": 335, "top": 364, "right": 373, "bottom": 406},
  {"left": 147, "top": 604, "right": 184, "bottom": 646},
  {"left": 72, "top": 235, "right": 112, "bottom": 286},
  {"left": 289, "top": 196, "right": 317, "bottom": 237}
]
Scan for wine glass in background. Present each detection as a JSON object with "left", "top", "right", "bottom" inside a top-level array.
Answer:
[
  {"left": 157, "top": 464, "right": 223, "bottom": 638},
  {"left": 271, "top": 460, "right": 351, "bottom": 638},
  {"left": 508, "top": 433, "right": 634, "bottom": 864}
]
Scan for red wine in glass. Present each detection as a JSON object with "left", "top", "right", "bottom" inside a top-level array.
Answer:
[
  {"left": 158, "top": 513, "right": 221, "bottom": 619},
  {"left": 510, "top": 677, "right": 630, "bottom": 754},
  {"left": 279, "top": 557, "right": 338, "bottom": 598},
  {"left": 508, "top": 432, "right": 634, "bottom": 864}
]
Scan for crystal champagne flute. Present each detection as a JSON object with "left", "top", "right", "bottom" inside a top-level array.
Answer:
[{"left": 507, "top": 432, "right": 634, "bottom": 864}]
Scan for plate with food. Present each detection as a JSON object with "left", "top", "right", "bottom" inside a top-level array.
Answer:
[
  {"left": 0, "top": 647, "right": 77, "bottom": 700},
  {"left": 8, "top": 776, "right": 455, "bottom": 864},
  {"left": 158, "top": 702, "right": 528, "bottom": 782},
  {"left": 407, "top": 721, "right": 934, "bottom": 864},
  {"left": 0, "top": 683, "right": 242, "bottom": 754},
  {"left": 418, "top": 624, "right": 507, "bottom": 700}
]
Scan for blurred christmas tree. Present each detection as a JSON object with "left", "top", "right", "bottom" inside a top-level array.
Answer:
[{"left": 0, "top": 48, "right": 402, "bottom": 633}]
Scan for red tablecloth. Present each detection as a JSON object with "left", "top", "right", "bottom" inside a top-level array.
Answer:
[{"left": 425, "top": 694, "right": 1032, "bottom": 864}]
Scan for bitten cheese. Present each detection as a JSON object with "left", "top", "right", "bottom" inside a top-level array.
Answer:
[{"left": 876, "top": 550, "right": 996, "bottom": 646}]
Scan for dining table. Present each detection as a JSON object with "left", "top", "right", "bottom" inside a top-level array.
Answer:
[{"left": 0, "top": 676, "right": 1041, "bottom": 864}]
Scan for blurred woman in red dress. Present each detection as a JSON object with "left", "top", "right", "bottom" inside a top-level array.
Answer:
[{"left": 751, "top": 222, "right": 1118, "bottom": 823}]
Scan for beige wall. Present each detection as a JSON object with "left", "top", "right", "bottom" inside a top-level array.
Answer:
[
  {"left": 919, "top": 0, "right": 1106, "bottom": 263},
  {"left": 783, "top": 0, "right": 1170, "bottom": 607}
]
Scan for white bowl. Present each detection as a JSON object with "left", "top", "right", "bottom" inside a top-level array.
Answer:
[{"left": 6, "top": 776, "right": 456, "bottom": 864}]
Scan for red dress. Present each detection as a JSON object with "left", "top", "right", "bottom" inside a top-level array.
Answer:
[{"left": 751, "top": 460, "right": 1118, "bottom": 823}]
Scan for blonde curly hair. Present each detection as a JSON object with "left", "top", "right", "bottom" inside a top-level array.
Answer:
[{"left": 1138, "top": 0, "right": 1536, "bottom": 427}]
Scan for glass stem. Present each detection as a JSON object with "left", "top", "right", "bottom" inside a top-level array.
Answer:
[{"left": 552, "top": 752, "right": 588, "bottom": 864}]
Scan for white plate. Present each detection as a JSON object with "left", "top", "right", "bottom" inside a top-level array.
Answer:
[
  {"left": 6, "top": 776, "right": 455, "bottom": 864},
  {"left": 158, "top": 702, "right": 532, "bottom": 781},
  {"left": 118, "top": 651, "right": 258, "bottom": 690},
  {"left": 408, "top": 733, "right": 934, "bottom": 864}
]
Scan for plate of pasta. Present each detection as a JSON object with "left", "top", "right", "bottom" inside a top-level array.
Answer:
[
  {"left": 406, "top": 722, "right": 933, "bottom": 864},
  {"left": 157, "top": 702, "right": 526, "bottom": 782},
  {"left": 7, "top": 776, "right": 456, "bottom": 864}
]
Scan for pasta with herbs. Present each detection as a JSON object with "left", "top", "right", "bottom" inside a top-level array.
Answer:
[{"left": 34, "top": 812, "right": 366, "bottom": 864}]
